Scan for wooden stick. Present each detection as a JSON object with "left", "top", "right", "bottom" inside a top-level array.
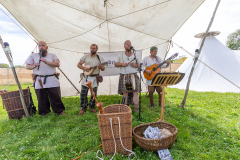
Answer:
[
  {"left": 85, "top": 81, "right": 98, "bottom": 104},
  {"left": 127, "top": 58, "right": 136, "bottom": 65},
  {"left": 180, "top": 0, "right": 221, "bottom": 108},
  {"left": 85, "top": 81, "right": 104, "bottom": 114},
  {"left": 0, "top": 35, "right": 30, "bottom": 118},
  {"left": 79, "top": 73, "right": 84, "bottom": 83},
  {"left": 57, "top": 67, "right": 81, "bottom": 94},
  {"left": 160, "top": 86, "right": 166, "bottom": 121}
]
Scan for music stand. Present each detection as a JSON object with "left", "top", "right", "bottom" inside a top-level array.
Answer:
[{"left": 151, "top": 72, "right": 185, "bottom": 121}]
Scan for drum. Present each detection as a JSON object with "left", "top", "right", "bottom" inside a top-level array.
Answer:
[{"left": 124, "top": 74, "right": 136, "bottom": 91}]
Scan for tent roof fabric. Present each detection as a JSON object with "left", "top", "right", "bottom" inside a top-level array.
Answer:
[
  {"left": 172, "top": 37, "right": 240, "bottom": 93},
  {"left": 1, "top": 0, "right": 205, "bottom": 96}
]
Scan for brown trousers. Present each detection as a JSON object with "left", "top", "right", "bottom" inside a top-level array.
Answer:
[
  {"left": 148, "top": 86, "right": 163, "bottom": 105},
  {"left": 35, "top": 87, "right": 65, "bottom": 115}
]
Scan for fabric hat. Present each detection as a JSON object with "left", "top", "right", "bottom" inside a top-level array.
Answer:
[{"left": 150, "top": 46, "right": 158, "bottom": 51}]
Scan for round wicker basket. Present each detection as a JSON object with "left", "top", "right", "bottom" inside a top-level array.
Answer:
[{"left": 133, "top": 121, "right": 177, "bottom": 151}]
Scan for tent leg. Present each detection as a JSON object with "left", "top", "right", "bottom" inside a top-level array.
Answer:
[
  {"left": 0, "top": 35, "right": 30, "bottom": 118},
  {"left": 180, "top": 0, "right": 221, "bottom": 108}
]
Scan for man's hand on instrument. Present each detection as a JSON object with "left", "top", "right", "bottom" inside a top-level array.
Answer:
[
  {"left": 33, "top": 63, "right": 40, "bottom": 68},
  {"left": 130, "top": 62, "right": 136, "bottom": 67},
  {"left": 166, "top": 59, "right": 170, "bottom": 66},
  {"left": 39, "top": 58, "right": 47, "bottom": 64},
  {"left": 97, "top": 64, "right": 102, "bottom": 69},
  {"left": 122, "top": 63, "right": 128, "bottom": 67},
  {"left": 145, "top": 69, "right": 152, "bottom": 75},
  {"left": 84, "top": 67, "right": 90, "bottom": 72}
]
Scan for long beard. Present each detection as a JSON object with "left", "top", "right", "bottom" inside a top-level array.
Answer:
[{"left": 40, "top": 50, "right": 47, "bottom": 57}]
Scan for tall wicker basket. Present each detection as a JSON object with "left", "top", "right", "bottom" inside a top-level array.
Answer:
[
  {"left": 97, "top": 104, "right": 132, "bottom": 155},
  {"left": 0, "top": 88, "right": 31, "bottom": 120}
]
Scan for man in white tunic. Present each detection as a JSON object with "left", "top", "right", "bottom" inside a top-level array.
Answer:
[
  {"left": 77, "top": 44, "right": 105, "bottom": 115},
  {"left": 115, "top": 40, "right": 141, "bottom": 113},
  {"left": 143, "top": 46, "right": 170, "bottom": 108},
  {"left": 26, "top": 41, "right": 66, "bottom": 115}
]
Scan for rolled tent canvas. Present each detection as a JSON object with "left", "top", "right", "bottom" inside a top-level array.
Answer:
[
  {"left": 172, "top": 37, "right": 240, "bottom": 93},
  {"left": 0, "top": 0, "right": 205, "bottom": 96}
]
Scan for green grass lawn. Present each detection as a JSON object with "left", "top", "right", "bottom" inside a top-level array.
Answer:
[{"left": 0, "top": 83, "right": 239, "bottom": 160}]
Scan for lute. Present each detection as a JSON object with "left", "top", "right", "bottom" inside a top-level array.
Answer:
[
  {"left": 84, "top": 62, "right": 108, "bottom": 76},
  {"left": 143, "top": 53, "right": 179, "bottom": 80}
]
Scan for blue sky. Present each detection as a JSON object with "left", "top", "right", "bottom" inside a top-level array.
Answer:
[{"left": 0, "top": 0, "right": 240, "bottom": 65}]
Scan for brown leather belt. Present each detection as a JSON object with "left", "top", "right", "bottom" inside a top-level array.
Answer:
[{"left": 89, "top": 74, "right": 99, "bottom": 77}]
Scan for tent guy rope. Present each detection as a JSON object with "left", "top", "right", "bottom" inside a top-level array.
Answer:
[{"left": 171, "top": 41, "right": 240, "bottom": 90}]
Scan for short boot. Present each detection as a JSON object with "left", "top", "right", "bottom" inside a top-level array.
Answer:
[
  {"left": 78, "top": 108, "right": 86, "bottom": 115},
  {"left": 58, "top": 111, "right": 66, "bottom": 115},
  {"left": 90, "top": 108, "right": 97, "bottom": 113},
  {"left": 149, "top": 93, "right": 155, "bottom": 107},
  {"left": 134, "top": 104, "right": 139, "bottom": 113}
]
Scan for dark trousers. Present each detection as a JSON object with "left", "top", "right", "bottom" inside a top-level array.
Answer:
[
  {"left": 80, "top": 85, "right": 97, "bottom": 109},
  {"left": 148, "top": 86, "right": 163, "bottom": 105},
  {"left": 35, "top": 87, "right": 65, "bottom": 115}
]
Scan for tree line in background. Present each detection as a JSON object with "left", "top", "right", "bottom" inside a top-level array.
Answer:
[
  {"left": 0, "top": 63, "right": 25, "bottom": 68},
  {"left": 226, "top": 29, "right": 240, "bottom": 50}
]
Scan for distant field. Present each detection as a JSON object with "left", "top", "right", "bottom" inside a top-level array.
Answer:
[{"left": 0, "top": 68, "right": 33, "bottom": 85}]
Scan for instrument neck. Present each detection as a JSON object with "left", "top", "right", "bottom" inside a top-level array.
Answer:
[{"left": 154, "top": 59, "right": 167, "bottom": 70}]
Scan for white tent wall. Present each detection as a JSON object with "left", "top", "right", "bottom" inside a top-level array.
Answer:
[
  {"left": 172, "top": 37, "right": 240, "bottom": 92},
  {"left": 1, "top": 0, "right": 205, "bottom": 96}
]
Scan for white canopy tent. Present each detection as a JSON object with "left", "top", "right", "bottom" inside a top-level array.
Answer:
[
  {"left": 172, "top": 36, "right": 240, "bottom": 92},
  {"left": 0, "top": 0, "right": 205, "bottom": 96}
]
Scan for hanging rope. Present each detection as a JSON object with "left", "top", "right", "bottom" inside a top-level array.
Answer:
[
  {"left": 96, "top": 117, "right": 136, "bottom": 160},
  {"left": 104, "top": 1, "right": 113, "bottom": 95},
  {"left": 164, "top": 39, "right": 173, "bottom": 60},
  {"left": 172, "top": 40, "right": 240, "bottom": 90}
]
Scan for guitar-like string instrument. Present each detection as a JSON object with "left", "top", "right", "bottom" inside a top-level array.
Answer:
[
  {"left": 84, "top": 62, "right": 108, "bottom": 76},
  {"left": 143, "top": 53, "right": 179, "bottom": 80}
]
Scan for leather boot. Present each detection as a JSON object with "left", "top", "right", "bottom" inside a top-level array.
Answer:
[
  {"left": 134, "top": 104, "right": 139, "bottom": 113},
  {"left": 58, "top": 111, "right": 66, "bottom": 115},
  {"left": 78, "top": 108, "right": 86, "bottom": 115},
  {"left": 90, "top": 108, "right": 97, "bottom": 113}
]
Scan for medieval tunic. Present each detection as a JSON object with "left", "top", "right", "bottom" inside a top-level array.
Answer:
[
  {"left": 142, "top": 56, "right": 168, "bottom": 86},
  {"left": 80, "top": 54, "right": 105, "bottom": 109},
  {"left": 116, "top": 52, "right": 141, "bottom": 94},
  {"left": 26, "top": 52, "right": 65, "bottom": 115},
  {"left": 142, "top": 55, "right": 168, "bottom": 105},
  {"left": 80, "top": 54, "right": 105, "bottom": 88}
]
